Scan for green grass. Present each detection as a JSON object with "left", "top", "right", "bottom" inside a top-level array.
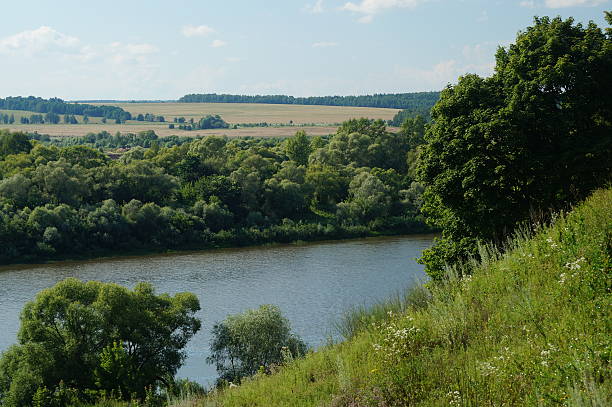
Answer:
[{"left": 192, "top": 188, "right": 611, "bottom": 406}]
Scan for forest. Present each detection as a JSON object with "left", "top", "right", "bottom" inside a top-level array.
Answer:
[
  {"left": 0, "top": 116, "right": 430, "bottom": 264},
  {"left": 0, "top": 97, "right": 132, "bottom": 121},
  {"left": 178, "top": 92, "right": 440, "bottom": 110}
]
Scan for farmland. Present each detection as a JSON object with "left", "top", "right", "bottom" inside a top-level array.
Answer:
[
  {"left": 93, "top": 102, "right": 399, "bottom": 124},
  {"left": 1, "top": 103, "right": 399, "bottom": 138}
]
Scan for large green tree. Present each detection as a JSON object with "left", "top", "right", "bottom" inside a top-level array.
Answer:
[
  {"left": 418, "top": 15, "right": 612, "bottom": 280},
  {"left": 0, "top": 279, "right": 201, "bottom": 406}
]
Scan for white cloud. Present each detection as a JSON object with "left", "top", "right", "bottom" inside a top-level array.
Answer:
[
  {"left": 304, "top": 0, "right": 325, "bottom": 13},
  {"left": 0, "top": 26, "right": 80, "bottom": 56},
  {"left": 211, "top": 39, "right": 227, "bottom": 48},
  {"left": 0, "top": 26, "right": 163, "bottom": 98},
  {"left": 181, "top": 24, "right": 215, "bottom": 37},
  {"left": 312, "top": 41, "right": 339, "bottom": 47},
  {"left": 545, "top": 0, "right": 607, "bottom": 6},
  {"left": 342, "top": 0, "right": 427, "bottom": 21},
  {"left": 520, "top": 0, "right": 607, "bottom": 7}
]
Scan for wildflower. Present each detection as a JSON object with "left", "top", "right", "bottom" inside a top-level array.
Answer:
[{"left": 565, "top": 257, "right": 585, "bottom": 270}]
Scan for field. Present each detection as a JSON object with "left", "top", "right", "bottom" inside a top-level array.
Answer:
[
  {"left": 1, "top": 103, "right": 398, "bottom": 138},
  {"left": 92, "top": 102, "right": 400, "bottom": 125}
]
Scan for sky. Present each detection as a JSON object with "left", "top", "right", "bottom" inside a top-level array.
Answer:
[{"left": 0, "top": 0, "right": 609, "bottom": 100}]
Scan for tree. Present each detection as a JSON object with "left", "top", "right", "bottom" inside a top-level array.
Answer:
[
  {"left": 417, "top": 15, "right": 612, "bottom": 280},
  {"left": 207, "top": 305, "right": 307, "bottom": 383},
  {"left": 0, "top": 278, "right": 201, "bottom": 405},
  {"left": 285, "top": 130, "right": 311, "bottom": 165},
  {"left": 0, "top": 131, "right": 32, "bottom": 158}
]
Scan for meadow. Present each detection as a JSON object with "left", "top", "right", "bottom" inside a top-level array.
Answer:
[{"left": 1, "top": 103, "right": 398, "bottom": 138}]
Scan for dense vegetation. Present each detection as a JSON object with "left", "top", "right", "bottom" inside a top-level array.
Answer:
[
  {"left": 0, "top": 117, "right": 429, "bottom": 264},
  {"left": 178, "top": 92, "right": 440, "bottom": 110},
  {"left": 169, "top": 115, "right": 230, "bottom": 131},
  {"left": 417, "top": 15, "right": 612, "bottom": 280},
  {"left": 198, "top": 187, "right": 611, "bottom": 406},
  {"left": 0, "top": 279, "right": 201, "bottom": 406},
  {"left": 0, "top": 97, "right": 131, "bottom": 121}
]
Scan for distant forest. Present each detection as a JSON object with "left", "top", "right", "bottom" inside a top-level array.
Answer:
[
  {"left": 0, "top": 96, "right": 132, "bottom": 121},
  {"left": 178, "top": 92, "right": 440, "bottom": 110}
]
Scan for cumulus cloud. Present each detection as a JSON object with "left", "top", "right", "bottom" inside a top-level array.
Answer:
[
  {"left": 304, "top": 0, "right": 325, "bottom": 13},
  {"left": 181, "top": 24, "right": 215, "bottom": 37},
  {"left": 312, "top": 41, "right": 339, "bottom": 47},
  {"left": 211, "top": 39, "right": 227, "bottom": 48},
  {"left": 0, "top": 26, "right": 80, "bottom": 56},
  {"left": 342, "top": 0, "right": 427, "bottom": 21},
  {"left": 0, "top": 26, "right": 163, "bottom": 98}
]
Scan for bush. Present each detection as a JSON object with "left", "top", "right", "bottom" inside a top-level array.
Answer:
[{"left": 207, "top": 305, "right": 307, "bottom": 384}]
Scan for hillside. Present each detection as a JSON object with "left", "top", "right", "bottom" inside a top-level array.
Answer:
[{"left": 197, "top": 188, "right": 611, "bottom": 406}]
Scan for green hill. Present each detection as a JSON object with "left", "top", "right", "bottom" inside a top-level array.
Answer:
[{"left": 198, "top": 188, "right": 611, "bottom": 406}]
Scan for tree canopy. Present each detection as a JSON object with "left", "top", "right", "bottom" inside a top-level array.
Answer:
[
  {"left": 207, "top": 305, "right": 307, "bottom": 383},
  {"left": 417, "top": 15, "right": 612, "bottom": 280},
  {"left": 178, "top": 92, "right": 440, "bottom": 110},
  {"left": 0, "top": 278, "right": 201, "bottom": 406}
]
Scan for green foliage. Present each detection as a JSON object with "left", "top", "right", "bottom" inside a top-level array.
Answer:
[
  {"left": 0, "top": 130, "right": 32, "bottom": 159},
  {"left": 0, "top": 96, "right": 131, "bottom": 120},
  {"left": 178, "top": 92, "right": 440, "bottom": 110},
  {"left": 284, "top": 130, "right": 312, "bottom": 166},
  {"left": 198, "top": 187, "right": 612, "bottom": 407},
  {"left": 207, "top": 305, "right": 308, "bottom": 384},
  {"left": 0, "top": 117, "right": 429, "bottom": 264},
  {"left": 0, "top": 279, "right": 201, "bottom": 406},
  {"left": 418, "top": 15, "right": 612, "bottom": 280},
  {"left": 197, "top": 115, "right": 229, "bottom": 130}
]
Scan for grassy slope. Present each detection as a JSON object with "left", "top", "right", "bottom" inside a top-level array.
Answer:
[{"left": 197, "top": 188, "right": 611, "bottom": 407}]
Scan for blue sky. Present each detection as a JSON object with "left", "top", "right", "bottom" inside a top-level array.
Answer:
[{"left": 0, "top": 0, "right": 609, "bottom": 99}]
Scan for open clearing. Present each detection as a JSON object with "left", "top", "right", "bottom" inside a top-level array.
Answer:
[
  {"left": 90, "top": 102, "right": 399, "bottom": 125},
  {"left": 2, "top": 103, "right": 399, "bottom": 138}
]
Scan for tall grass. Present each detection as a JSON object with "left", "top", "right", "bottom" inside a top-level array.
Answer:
[{"left": 193, "top": 187, "right": 611, "bottom": 407}]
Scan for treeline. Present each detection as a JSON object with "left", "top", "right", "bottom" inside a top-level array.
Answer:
[
  {"left": 0, "top": 96, "right": 131, "bottom": 121},
  {"left": 35, "top": 130, "right": 197, "bottom": 149},
  {"left": 0, "top": 116, "right": 430, "bottom": 264},
  {"left": 178, "top": 92, "right": 440, "bottom": 110}
]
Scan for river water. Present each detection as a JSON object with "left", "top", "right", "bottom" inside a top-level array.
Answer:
[{"left": 0, "top": 235, "right": 433, "bottom": 386}]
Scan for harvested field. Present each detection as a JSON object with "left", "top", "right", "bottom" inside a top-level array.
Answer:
[
  {"left": 2, "top": 103, "right": 399, "bottom": 138},
  {"left": 90, "top": 102, "right": 399, "bottom": 125}
]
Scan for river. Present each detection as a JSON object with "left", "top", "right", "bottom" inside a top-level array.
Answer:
[{"left": 0, "top": 235, "right": 433, "bottom": 386}]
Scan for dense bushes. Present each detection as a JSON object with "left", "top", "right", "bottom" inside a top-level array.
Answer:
[{"left": 0, "top": 118, "right": 430, "bottom": 264}]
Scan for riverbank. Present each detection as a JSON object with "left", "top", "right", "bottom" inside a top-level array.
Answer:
[
  {"left": 192, "top": 187, "right": 611, "bottom": 406},
  {"left": 1, "top": 220, "right": 434, "bottom": 269}
]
